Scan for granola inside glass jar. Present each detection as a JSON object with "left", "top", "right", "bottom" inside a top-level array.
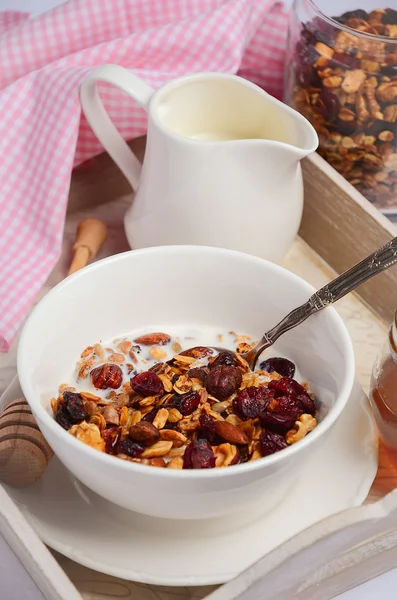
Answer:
[{"left": 284, "top": 1, "right": 397, "bottom": 210}]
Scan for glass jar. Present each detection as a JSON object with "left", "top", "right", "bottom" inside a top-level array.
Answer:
[
  {"left": 284, "top": 1, "right": 397, "bottom": 211},
  {"left": 370, "top": 310, "right": 397, "bottom": 469}
]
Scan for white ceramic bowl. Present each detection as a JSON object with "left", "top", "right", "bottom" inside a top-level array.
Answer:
[{"left": 18, "top": 246, "right": 355, "bottom": 521}]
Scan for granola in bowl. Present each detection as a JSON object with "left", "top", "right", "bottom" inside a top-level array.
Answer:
[{"left": 51, "top": 328, "right": 318, "bottom": 470}]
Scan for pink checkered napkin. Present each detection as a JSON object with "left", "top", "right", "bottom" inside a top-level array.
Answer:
[{"left": 0, "top": 0, "right": 289, "bottom": 352}]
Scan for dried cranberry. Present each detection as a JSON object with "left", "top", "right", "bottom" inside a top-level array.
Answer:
[
  {"left": 239, "top": 445, "right": 250, "bottom": 463},
  {"left": 273, "top": 395, "right": 303, "bottom": 416},
  {"left": 142, "top": 408, "right": 158, "bottom": 423},
  {"left": 381, "top": 64, "right": 397, "bottom": 77},
  {"left": 233, "top": 386, "right": 273, "bottom": 420},
  {"left": 259, "top": 357, "right": 296, "bottom": 379},
  {"left": 90, "top": 363, "right": 123, "bottom": 389},
  {"left": 268, "top": 377, "right": 306, "bottom": 398},
  {"left": 300, "top": 26, "right": 316, "bottom": 46},
  {"left": 332, "top": 53, "right": 360, "bottom": 70},
  {"left": 338, "top": 9, "right": 368, "bottom": 23},
  {"left": 206, "top": 366, "right": 242, "bottom": 400},
  {"left": 187, "top": 367, "right": 208, "bottom": 386},
  {"left": 296, "top": 394, "right": 316, "bottom": 416},
  {"left": 115, "top": 439, "right": 144, "bottom": 458},
  {"left": 172, "top": 391, "right": 200, "bottom": 416},
  {"left": 63, "top": 391, "right": 87, "bottom": 424},
  {"left": 334, "top": 118, "right": 357, "bottom": 136},
  {"left": 316, "top": 89, "right": 341, "bottom": 123},
  {"left": 55, "top": 407, "right": 72, "bottom": 430},
  {"left": 259, "top": 430, "right": 288, "bottom": 457},
  {"left": 103, "top": 426, "right": 122, "bottom": 453},
  {"left": 210, "top": 351, "right": 238, "bottom": 369},
  {"left": 259, "top": 411, "right": 297, "bottom": 434},
  {"left": 382, "top": 9, "right": 397, "bottom": 24},
  {"left": 197, "top": 414, "right": 217, "bottom": 444},
  {"left": 268, "top": 379, "right": 316, "bottom": 415},
  {"left": 296, "top": 43, "right": 320, "bottom": 71},
  {"left": 183, "top": 439, "right": 216, "bottom": 469},
  {"left": 130, "top": 371, "right": 164, "bottom": 397}
]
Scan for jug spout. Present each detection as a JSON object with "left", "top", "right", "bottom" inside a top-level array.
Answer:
[
  {"left": 249, "top": 91, "right": 318, "bottom": 163},
  {"left": 276, "top": 101, "right": 319, "bottom": 161}
]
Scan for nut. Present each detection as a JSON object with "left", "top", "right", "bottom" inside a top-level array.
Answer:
[
  {"left": 117, "top": 340, "right": 132, "bottom": 354},
  {"left": 130, "top": 410, "right": 142, "bottom": 426},
  {"left": 167, "top": 456, "right": 184, "bottom": 469},
  {"left": 107, "top": 353, "right": 125, "bottom": 363},
  {"left": 341, "top": 69, "right": 366, "bottom": 93},
  {"left": 119, "top": 406, "right": 129, "bottom": 426},
  {"left": 214, "top": 421, "right": 249, "bottom": 445},
  {"left": 150, "top": 346, "right": 168, "bottom": 360},
  {"left": 141, "top": 440, "right": 173, "bottom": 458},
  {"left": 167, "top": 408, "right": 183, "bottom": 423},
  {"left": 69, "top": 422, "right": 105, "bottom": 452},
  {"left": 286, "top": 414, "right": 317, "bottom": 445},
  {"left": 213, "top": 443, "right": 238, "bottom": 467},
  {"left": 323, "top": 76, "right": 342, "bottom": 88},
  {"left": 159, "top": 429, "right": 187, "bottom": 447},
  {"left": 81, "top": 346, "right": 94, "bottom": 358},
  {"left": 315, "top": 41, "right": 334, "bottom": 59},
  {"left": 379, "top": 130, "right": 394, "bottom": 142},
  {"left": 377, "top": 81, "right": 397, "bottom": 103},
  {"left": 384, "top": 105, "right": 397, "bottom": 123},
  {"left": 129, "top": 421, "right": 160, "bottom": 446},
  {"left": 88, "top": 413, "right": 106, "bottom": 431},
  {"left": 173, "top": 374, "right": 193, "bottom": 394},
  {"left": 158, "top": 374, "right": 173, "bottom": 392},
  {"left": 90, "top": 363, "right": 123, "bottom": 390},
  {"left": 152, "top": 408, "right": 169, "bottom": 429},
  {"left": 171, "top": 340, "right": 183, "bottom": 353},
  {"left": 102, "top": 405, "right": 120, "bottom": 426},
  {"left": 134, "top": 332, "right": 171, "bottom": 346},
  {"left": 364, "top": 86, "right": 383, "bottom": 119}
]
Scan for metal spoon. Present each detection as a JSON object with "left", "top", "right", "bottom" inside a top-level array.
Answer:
[{"left": 181, "top": 236, "right": 397, "bottom": 370}]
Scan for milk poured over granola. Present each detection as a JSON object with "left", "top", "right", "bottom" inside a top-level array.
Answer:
[{"left": 72, "top": 326, "right": 303, "bottom": 400}]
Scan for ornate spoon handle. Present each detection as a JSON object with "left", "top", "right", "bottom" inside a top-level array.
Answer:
[{"left": 253, "top": 236, "right": 397, "bottom": 357}]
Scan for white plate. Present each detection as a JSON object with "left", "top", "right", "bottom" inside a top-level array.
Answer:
[{"left": 1, "top": 376, "right": 378, "bottom": 586}]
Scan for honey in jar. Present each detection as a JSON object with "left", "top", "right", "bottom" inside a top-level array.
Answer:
[{"left": 370, "top": 312, "right": 397, "bottom": 470}]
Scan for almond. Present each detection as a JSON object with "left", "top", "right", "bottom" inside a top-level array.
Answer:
[
  {"left": 134, "top": 332, "right": 171, "bottom": 346},
  {"left": 129, "top": 421, "right": 160, "bottom": 446},
  {"left": 214, "top": 421, "right": 249, "bottom": 445}
]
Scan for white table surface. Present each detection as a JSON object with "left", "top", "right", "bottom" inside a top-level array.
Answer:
[{"left": 1, "top": 0, "right": 397, "bottom": 598}]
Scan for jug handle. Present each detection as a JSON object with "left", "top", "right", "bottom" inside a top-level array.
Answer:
[{"left": 80, "top": 65, "right": 155, "bottom": 190}]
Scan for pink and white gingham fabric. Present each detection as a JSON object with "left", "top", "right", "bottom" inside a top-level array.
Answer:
[{"left": 0, "top": 0, "right": 289, "bottom": 352}]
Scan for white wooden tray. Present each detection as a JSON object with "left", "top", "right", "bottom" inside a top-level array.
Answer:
[{"left": 1, "top": 147, "right": 396, "bottom": 599}]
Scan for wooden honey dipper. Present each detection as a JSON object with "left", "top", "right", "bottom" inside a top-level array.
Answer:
[
  {"left": 0, "top": 399, "right": 53, "bottom": 487},
  {"left": 0, "top": 218, "right": 107, "bottom": 487}
]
